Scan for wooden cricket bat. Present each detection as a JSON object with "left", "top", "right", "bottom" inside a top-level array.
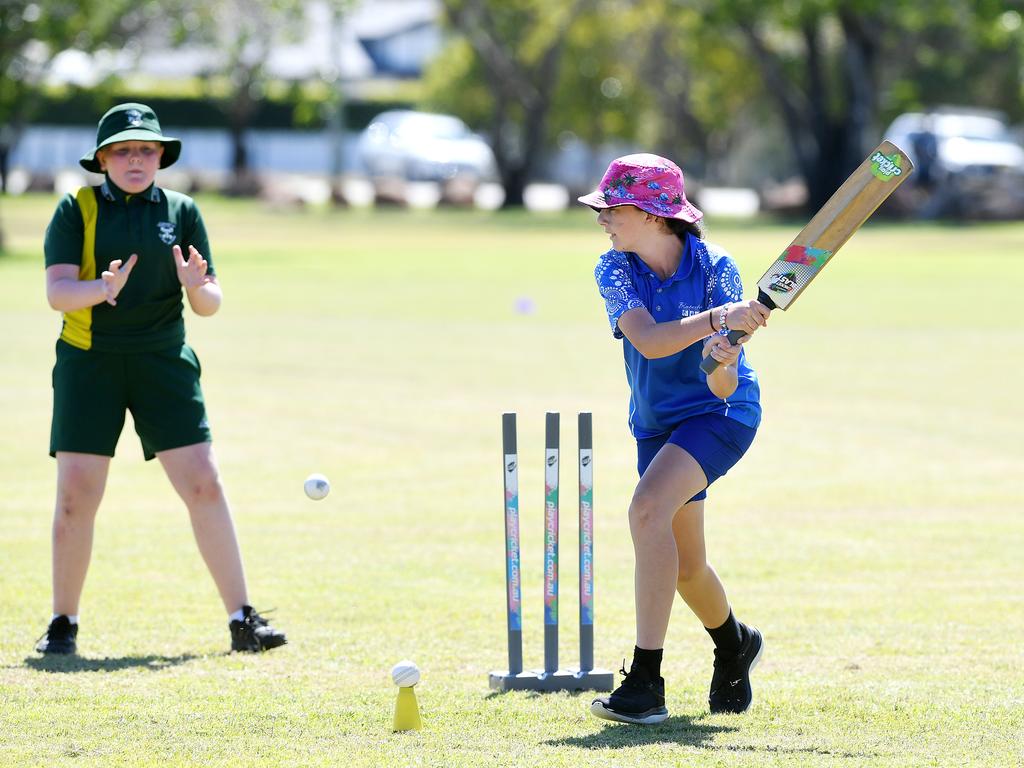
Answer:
[{"left": 701, "top": 140, "right": 914, "bottom": 374}]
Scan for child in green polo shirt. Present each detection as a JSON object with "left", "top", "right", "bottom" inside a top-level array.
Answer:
[{"left": 37, "top": 102, "right": 286, "bottom": 655}]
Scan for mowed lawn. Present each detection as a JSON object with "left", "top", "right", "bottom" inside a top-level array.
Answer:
[{"left": 1, "top": 194, "right": 1022, "bottom": 768}]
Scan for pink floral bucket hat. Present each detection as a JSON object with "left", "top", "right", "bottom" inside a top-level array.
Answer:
[{"left": 577, "top": 153, "right": 703, "bottom": 223}]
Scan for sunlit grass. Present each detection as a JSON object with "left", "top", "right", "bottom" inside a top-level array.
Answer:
[{"left": 1, "top": 195, "right": 1022, "bottom": 767}]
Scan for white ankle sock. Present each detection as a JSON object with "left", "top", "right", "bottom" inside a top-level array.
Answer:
[
  {"left": 229, "top": 609, "right": 245, "bottom": 622},
  {"left": 53, "top": 613, "right": 78, "bottom": 624}
]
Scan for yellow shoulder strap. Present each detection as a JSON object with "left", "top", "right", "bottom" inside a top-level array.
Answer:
[{"left": 60, "top": 187, "right": 100, "bottom": 350}]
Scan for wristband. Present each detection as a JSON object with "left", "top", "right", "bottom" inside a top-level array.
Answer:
[{"left": 708, "top": 310, "right": 716, "bottom": 332}]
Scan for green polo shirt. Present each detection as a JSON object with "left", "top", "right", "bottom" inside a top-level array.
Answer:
[{"left": 43, "top": 179, "right": 214, "bottom": 352}]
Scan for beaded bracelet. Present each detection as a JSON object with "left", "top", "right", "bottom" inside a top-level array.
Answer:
[{"left": 718, "top": 304, "right": 730, "bottom": 336}]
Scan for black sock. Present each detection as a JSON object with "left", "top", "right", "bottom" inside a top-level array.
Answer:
[
  {"left": 632, "top": 645, "right": 663, "bottom": 679},
  {"left": 705, "top": 610, "right": 743, "bottom": 655}
]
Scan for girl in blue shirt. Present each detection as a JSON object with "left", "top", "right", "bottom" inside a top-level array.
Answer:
[{"left": 580, "top": 154, "right": 771, "bottom": 724}]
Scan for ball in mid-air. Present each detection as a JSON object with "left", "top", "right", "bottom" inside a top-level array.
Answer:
[
  {"left": 303, "top": 473, "right": 330, "bottom": 500},
  {"left": 391, "top": 660, "right": 420, "bottom": 687}
]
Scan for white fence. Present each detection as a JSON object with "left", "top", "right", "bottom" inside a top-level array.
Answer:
[{"left": 11, "top": 125, "right": 365, "bottom": 175}]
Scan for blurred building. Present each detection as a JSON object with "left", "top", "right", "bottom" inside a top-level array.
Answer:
[
  {"left": 42, "top": 0, "right": 442, "bottom": 93},
  {"left": 10, "top": 0, "right": 444, "bottom": 189}
]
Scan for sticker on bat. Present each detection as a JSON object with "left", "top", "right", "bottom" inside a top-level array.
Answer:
[
  {"left": 870, "top": 151, "right": 905, "bottom": 181},
  {"left": 783, "top": 245, "right": 833, "bottom": 269},
  {"left": 768, "top": 271, "right": 799, "bottom": 293}
]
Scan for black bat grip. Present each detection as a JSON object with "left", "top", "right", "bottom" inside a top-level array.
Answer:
[
  {"left": 700, "top": 291, "right": 776, "bottom": 375},
  {"left": 700, "top": 330, "right": 747, "bottom": 375}
]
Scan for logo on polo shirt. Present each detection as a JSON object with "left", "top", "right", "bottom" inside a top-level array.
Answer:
[
  {"left": 677, "top": 303, "right": 703, "bottom": 317},
  {"left": 125, "top": 109, "right": 144, "bottom": 127},
  {"left": 156, "top": 221, "right": 176, "bottom": 245}
]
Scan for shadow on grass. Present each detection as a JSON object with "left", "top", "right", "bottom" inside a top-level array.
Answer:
[
  {"left": 22, "top": 652, "right": 207, "bottom": 673},
  {"left": 549, "top": 717, "right": 881, "bottom": 760},
  {"left": 546, "top": 714, "right": 736, "bottom": 749},
  {"left": 714, "top": 743, "right": 882, "bottom": 760}
]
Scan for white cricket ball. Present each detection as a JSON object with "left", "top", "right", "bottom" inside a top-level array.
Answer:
[
  {"left": 303, "top": 473, "right": 330, "bottom": 501},
  {"left": 391, "top": 659, "right": 420, "bottom": 687}
]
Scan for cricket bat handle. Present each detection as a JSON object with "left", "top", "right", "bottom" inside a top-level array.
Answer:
[
  {"left": 699, "top": 330, "right": 746, "bottom": 375},
  {"left": 700, "top": 290, "right": 776, "bottom": 376}
]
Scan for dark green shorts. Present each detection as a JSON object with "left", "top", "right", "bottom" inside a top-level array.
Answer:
[{"left": 50, "top": 340, "right": 211, "bottom": 460}]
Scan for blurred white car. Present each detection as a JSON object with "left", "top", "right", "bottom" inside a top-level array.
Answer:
[
  {"left": 356, "top": 110, "right": 498, "bottom": 184},
  {"left": 884, "top": 109, "right": 1024, "bottom": 218}
]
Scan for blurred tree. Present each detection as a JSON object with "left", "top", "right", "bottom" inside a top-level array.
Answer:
[
  {"left": 432, "top": 0, "right": 594, "bottom": 206},
  {"left": 686, "top": 0, "right": 888, "bottom": 211},
  {"left": 545, "top": 0, "right": 764, "bottom": 187},
  {"left": 167, "top": 0, "right": 310, "bottom": 194},
  {"left": 882, "top": 1, "right": 1024, "bottom": 124},
  {"left": 693, "top": 0, "right": 1024, "bottom": 210},
  {"left": 424, "top": 0, "right": 761, "bottom": 199},
  {"left": 425, "top": 0, "right": 777, "bottom": 203},
  {"left": 211, "top": 0, "right": 354, "bottom": 196},
  {"left": 430, "top": 0, "right": 1023, "bottom": 212},
  {"left": 124, "top": 1, "right": 353, "bottom": 196},
  {"left": 0, "top": 0, "right": 158, "bottom": 251}
]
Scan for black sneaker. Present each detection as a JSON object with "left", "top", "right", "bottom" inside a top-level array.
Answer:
[
  {"left": 590, "top": 661, "right": 668, "bottom": 724},
  {"left": 35, "top": 615, "right": 78, "bottom": 654},
  {"left": 229, "top": 606, "right": 287, "bottom": 652},
  {"left": 708, "top": 624, "right": 763, "bottom": 714}
]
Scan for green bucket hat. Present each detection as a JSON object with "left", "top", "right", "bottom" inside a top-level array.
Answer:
[{"left": 79, "top": 102, "right": 181, "bottom": 173}]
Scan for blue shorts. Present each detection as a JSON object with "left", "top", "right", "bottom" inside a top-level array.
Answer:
[{"left": 636, "top": 413, "right": 757, "bottom": 502}]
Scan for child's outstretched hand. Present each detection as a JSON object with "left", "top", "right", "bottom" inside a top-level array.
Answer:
[
  {"left": 173, "top": 244, "right": 212, "bottom": 289},
  {"left": 101, "top": 253, "right": 138, "bottom": 305}
]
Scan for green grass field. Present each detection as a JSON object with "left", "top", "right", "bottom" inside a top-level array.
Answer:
[{"left": 1, "top": 194, "right": 1022, "bottom": 767}]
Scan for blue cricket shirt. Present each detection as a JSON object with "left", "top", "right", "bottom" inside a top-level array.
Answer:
[{"left": 594, "top": 232, "right": 761, "bottom": 438}]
